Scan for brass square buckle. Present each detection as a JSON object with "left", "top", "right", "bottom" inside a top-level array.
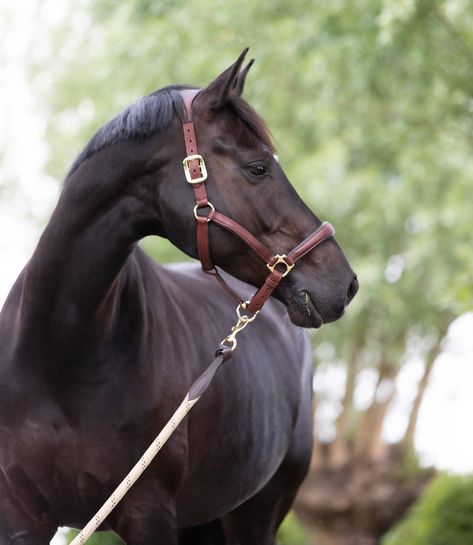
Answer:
[
  {"left": 267, "top": 255, "right": 294, "bottom": 277},
  {"left": 183, "top": 154, "right": 208, "bottom": 184}
]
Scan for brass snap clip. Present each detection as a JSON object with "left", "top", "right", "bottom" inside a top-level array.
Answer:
[{"left": 220, "top": 302, "right": 259, "bottom": 352}]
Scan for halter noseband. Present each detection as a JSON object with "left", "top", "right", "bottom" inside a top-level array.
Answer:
[{"left": 178, "top": 89, "right": 335, "bottom": 317}]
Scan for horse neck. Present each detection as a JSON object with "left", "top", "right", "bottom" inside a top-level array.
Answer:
[{"left": 15, "top": 139, "right": 167, "bottom": 362}]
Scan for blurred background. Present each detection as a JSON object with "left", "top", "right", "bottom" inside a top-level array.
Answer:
[{"left": 1, "top": 0, "right": 473, "bottom": 544}]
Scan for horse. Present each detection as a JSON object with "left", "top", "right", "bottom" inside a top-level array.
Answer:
[{"left": 0, "top": 49, "right": 358, "bottom": 545}]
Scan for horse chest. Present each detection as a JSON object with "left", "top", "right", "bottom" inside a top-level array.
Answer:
[{"left": 0, "top": 370, "right": 161, "bottom": 516}]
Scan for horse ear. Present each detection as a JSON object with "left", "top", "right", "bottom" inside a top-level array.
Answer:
[
  {"left": 234, "top": 59, "right": 254, "bottom": 96},
  {"left": 198, "top": 48, "right": 249, "bottom": 111}
]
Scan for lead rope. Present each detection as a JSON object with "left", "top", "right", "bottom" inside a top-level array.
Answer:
[{"left": 70, "top": 91, "right": 335, "bottom": 544}]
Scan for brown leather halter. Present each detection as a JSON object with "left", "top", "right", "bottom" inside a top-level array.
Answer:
[{"left": 178, "top": 89, "right": 335, "bottom": 319}]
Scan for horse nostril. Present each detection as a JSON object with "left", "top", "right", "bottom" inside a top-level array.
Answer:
[{"left": 346, "top": 275, "right": 359, "bottom": 306}]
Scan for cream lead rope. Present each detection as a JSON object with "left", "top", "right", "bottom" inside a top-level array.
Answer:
[
  {"left": 71, "top": 395, "right": 199, "bottom": 545},
  {"left": 70, "top": 303, "right": 256, "bottom": 545}
]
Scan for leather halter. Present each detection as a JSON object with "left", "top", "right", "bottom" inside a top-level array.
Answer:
[{"left": 178, "top": 89, "right": 335, "bottom": 315}]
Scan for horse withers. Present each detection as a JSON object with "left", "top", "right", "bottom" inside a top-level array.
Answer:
[{"left": 0, "top": 50, "right": 357, "bottom": 545}]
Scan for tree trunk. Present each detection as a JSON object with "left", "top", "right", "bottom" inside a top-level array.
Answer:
[
  {"left": 328, "top": 343, "right": 361, "bottom": 467},
  {"left": 354, "top": 363, "right": 399, "bottom": 463},
  {"left": 311, "top": 397, "right": 325, "bottom": 469},
  {"left": 402, "top": 341, "right": 442, "bottom": 455},
  {"left": 295, "top": 446, "right": 435, "bottom": 545}
]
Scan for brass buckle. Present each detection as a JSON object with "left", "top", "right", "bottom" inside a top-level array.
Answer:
[
  {"left": 267, "top": 254, "right": 294, "bottom": 277},
  {"left": 183, "top": 154, "right": 208, "bottom": 184},
  {"left": 193, "top": 202, "right": 215, "bottom": 222}
]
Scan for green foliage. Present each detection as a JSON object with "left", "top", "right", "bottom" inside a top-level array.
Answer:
[
  {"left": 382, "top": 473, "right": 473, "bottom": 545},
  {"left": 278, "top": 512, "right": 309, "bottom": 545},
  {"left": 140, "top": 236, "right": 191, "bottom": 265},
  {"left": 65, "top": 530, "right": 124, "bottom": 544}
]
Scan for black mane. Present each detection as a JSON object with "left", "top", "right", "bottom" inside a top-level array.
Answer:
[
  {"left": 68, "top": 85, "right": 194, "bottom": 176},
  {"left": 68, "top": 84, "right": 274, "bottom": 177}
]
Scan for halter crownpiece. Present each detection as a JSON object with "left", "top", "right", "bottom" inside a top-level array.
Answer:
[{"left": 177, "top": 89, "right": 336, "bottom": 318}]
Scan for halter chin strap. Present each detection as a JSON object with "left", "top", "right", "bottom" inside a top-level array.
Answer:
[{"left": 178, "top": 89, "right": 335, "bottom": 315}]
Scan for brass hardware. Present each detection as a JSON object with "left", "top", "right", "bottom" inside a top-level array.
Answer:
[
  {"left": 193, "top": 202, "right": 215, "bottom": 222},
  {"left": 183, "top": 154, "right": 208, "bottom": 184},
  {"left": 266, "top": 255, "right": 294, "bottom": 277},
  {"left": 236, "top": 302, "right": 258, "bottom": 323},
  {"left": 221, "top": 302, "right": 259, "bottom": 351}
]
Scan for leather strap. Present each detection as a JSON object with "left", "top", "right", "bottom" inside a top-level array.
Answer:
[
  {"left": 206, "top": 268, "right": 245, "bottom": 304},
  {"left": 210, "top": 211, "right": 274, "bottom": 264},
  {"left": 181, "top": 90, "right": 205, "bottom": 194},
  {"left": 287, "top": 222, "right": 335, "bottom": 264},
  {"left": 179, "top": 90, "right": 216, "bottom": 279},
  {"left": 180, "top": 89, "right": 199, "bottom": 123},
  {"left": 188, "top": 346, "right": 233, "bottom": 400},
  {"left": 178, "top": 91, "right": 248, "bottom": 304},
  {"left": 196, "top": 216, "right": 213, "bottom": 270},
  {"left": 246, "top": 270, "right": 285, "bottom": 313}
]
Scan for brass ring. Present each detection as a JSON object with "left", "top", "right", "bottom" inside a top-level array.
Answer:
[
  {"left": 193, "top": 202, "right": 215, "bottom": 223},
  {"left": 266, "top": 255, "right": 295, "bottom": 277}
]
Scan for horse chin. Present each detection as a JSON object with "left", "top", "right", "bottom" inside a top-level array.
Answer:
[{"left": 284, "top": 289, "right": 324, "bottom": 329}]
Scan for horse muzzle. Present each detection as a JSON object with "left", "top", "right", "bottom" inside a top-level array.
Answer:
[{"left": 281, "top": 272, "right": 359, "bottom": 328}]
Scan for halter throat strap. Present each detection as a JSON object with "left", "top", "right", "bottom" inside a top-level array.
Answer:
[{"left": 177, "top": 90, "right": 335, "bottom": 314}]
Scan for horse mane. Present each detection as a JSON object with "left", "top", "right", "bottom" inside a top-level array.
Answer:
[
  {"left": 67, "top": 84, "right": 274, "bottom": 177},
  {"left": 67, "top": 85, "right": 191, "bottom": 176}
]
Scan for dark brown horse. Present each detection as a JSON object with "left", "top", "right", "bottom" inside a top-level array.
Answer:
[{"left": 0, "top": 51, "right": 357, "bottom": 545}]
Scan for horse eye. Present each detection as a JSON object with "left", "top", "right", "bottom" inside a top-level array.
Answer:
[{"left": 247, "top": 162, "right": 268, "bottom": 177}]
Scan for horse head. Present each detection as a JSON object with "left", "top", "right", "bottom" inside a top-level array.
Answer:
[{"left": 152, "top": 50, "right": 358, "bottom": 328}]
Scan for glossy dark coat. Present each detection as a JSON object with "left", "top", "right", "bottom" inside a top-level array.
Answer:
[{"left": 0, "top": 52, "right": 357, "bottom": 545}]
